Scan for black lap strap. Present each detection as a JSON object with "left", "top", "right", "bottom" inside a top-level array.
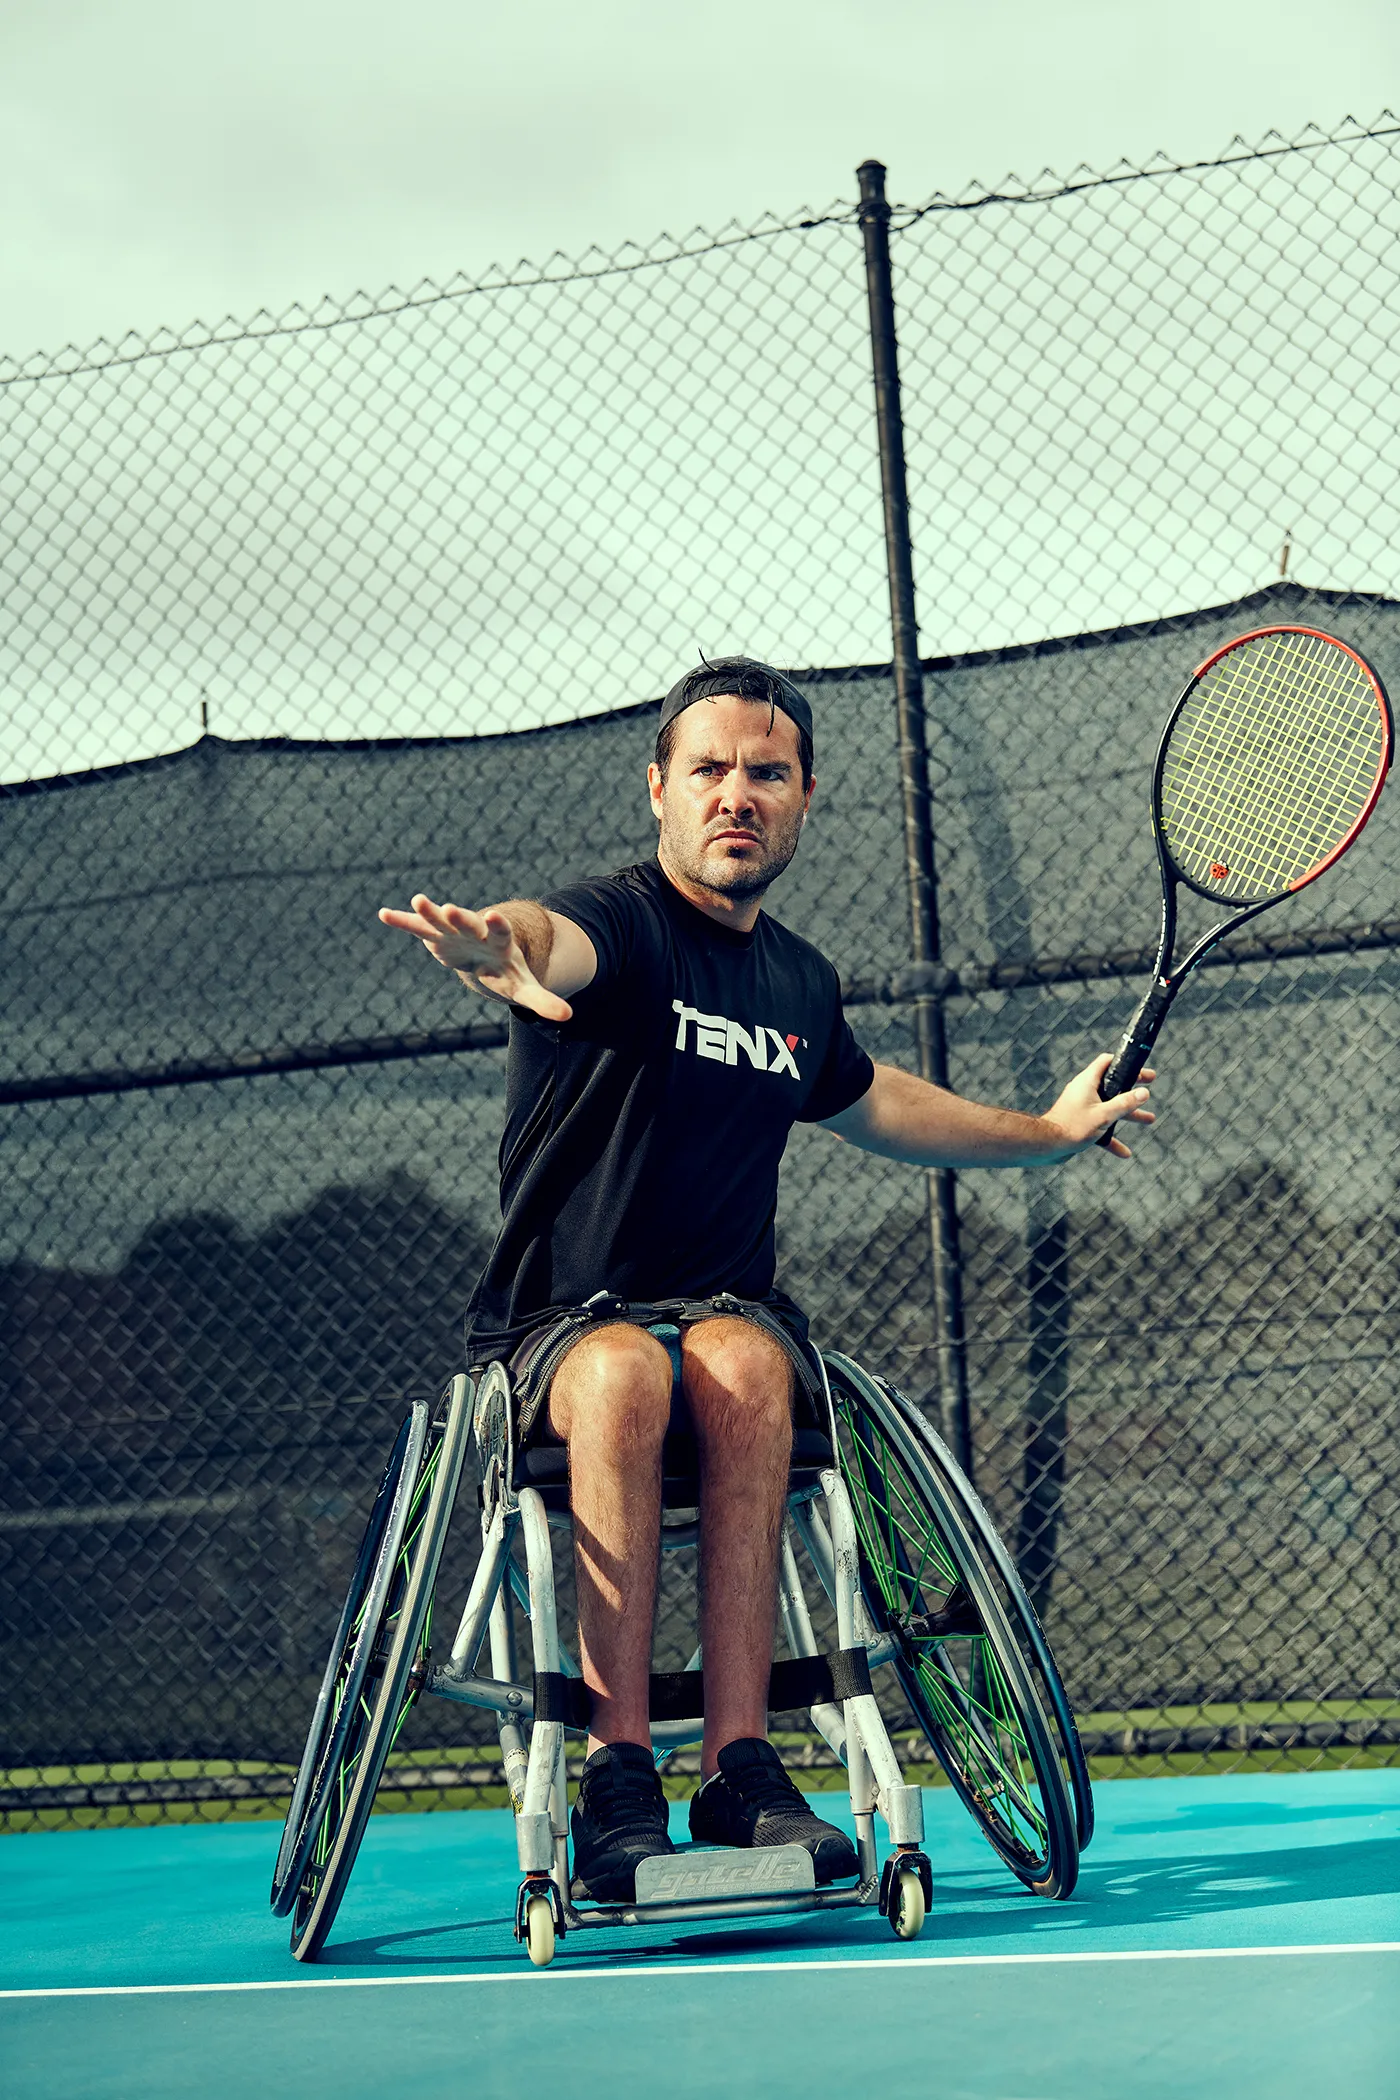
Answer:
[
  {"left": 826, "top": 1645, "right": 874, "bottom": 1700},
  {"left": 648, "top": 1648, "right": 873, "bottom": 1719},
  {"left": 532, "top": 1670, "right": 590, "bottom": 1727},
  {"left": 535, "top": 1648, "right": 872, "bottom": 1730}
]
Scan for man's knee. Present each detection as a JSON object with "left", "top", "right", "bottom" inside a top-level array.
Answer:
[
  {"left": 548, "top": 1323, "right": 673, "bottom": 1452},
  {"left": 682, "top": 1318, "right": 794, "bottom": 1455}
]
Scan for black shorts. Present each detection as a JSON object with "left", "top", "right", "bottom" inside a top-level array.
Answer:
[{"left": 467, "top": 1290, "right": 825, "bottom": 1449}]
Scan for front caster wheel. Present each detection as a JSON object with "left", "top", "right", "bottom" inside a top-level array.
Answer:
[
  {"left": 890, "top": 1866, "right": 926, "bottom": 1940},
  {"left": 525, "top": 1894, "right": 556, "bottom": 1967}
]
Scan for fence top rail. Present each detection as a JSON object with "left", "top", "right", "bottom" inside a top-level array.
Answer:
[
  {"left": 3, "top": 115, "right": 1393, "bottom": 388},
  {"left": 0, "top": 208, "right": 858, "bottom": 388},
  {"left": 893, "top": 113, "right": 1400, "bottom": 225}
]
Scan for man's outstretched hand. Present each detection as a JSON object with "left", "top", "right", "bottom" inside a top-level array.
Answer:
[
  {"left": 1046, "top": 1055, "right": 1156, "bottom": 1159},
  {"left": 378, "top": 894, "right": 573, "bottom": 1023}
]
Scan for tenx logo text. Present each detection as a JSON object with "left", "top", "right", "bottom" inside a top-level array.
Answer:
[{"left": 672, "top": 1000, "right": 803, "bottom": 1078}]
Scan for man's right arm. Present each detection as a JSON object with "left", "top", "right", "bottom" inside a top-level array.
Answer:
[{"left": 377, "top": 893, "right": 598, "bottom": 1022}]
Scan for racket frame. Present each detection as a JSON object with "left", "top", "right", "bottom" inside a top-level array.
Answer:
[
  {"left": 1155, "top": 626, "right": 1393, "bottom": 911},
  {"left": 1097, "top": 624, "right": 1392, "bottom": 1126}
]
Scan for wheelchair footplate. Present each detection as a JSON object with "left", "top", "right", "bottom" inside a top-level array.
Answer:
[
  {"left": 634, "top": 1842, "right": 815, "bottom": 1904},
  {"left": 568, "top": 1840, "right": 866, "bottom": 1933}
]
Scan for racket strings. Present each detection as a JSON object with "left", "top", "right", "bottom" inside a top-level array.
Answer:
[
  {"left": 1182, "top": 680, "right": 1368, "bottom": 858},
  {"left": 1159, "top": 632, "right": 1384, "bottom": 899}
]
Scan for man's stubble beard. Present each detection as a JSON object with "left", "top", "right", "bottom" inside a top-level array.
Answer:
[{"left": 658, "top": 795, "right": 806, "bottom": 904}]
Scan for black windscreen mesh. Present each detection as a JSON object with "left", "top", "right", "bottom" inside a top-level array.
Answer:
[{"left": 4, "top": 583, "right": 1399, "bottom": 1789}]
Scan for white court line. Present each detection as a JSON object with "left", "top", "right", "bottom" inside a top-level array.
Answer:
[{"left": 2, "top": 1943, "right": 1396, "bottom": 2000}]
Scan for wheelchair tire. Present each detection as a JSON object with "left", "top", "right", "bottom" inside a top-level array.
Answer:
[
  {"left": 825, "top": 1353, "right": 1080, "bottom": 1900},
  {"left": 271, "top": 1402, "right": 429, "bottom": 1917},
  {"left": 864, "top": 1369, "right": 1094, "bottom": 1852},
  {"left": 283, "top": 1375, "right": 473, "bottom": 1962}
]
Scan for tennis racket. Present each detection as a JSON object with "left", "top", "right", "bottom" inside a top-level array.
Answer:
[{"left": 1097, "top": 624, "right": 1393, "bottom": 1146}]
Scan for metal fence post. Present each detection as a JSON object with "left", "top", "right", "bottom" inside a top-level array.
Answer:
[{"left": 856, "top": 159, "right": 973, "bottom": 1476}]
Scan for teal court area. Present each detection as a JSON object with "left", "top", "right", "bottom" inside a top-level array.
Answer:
[{"left": 2, "top": 1771, "right": 1398, "bottom": 2100}]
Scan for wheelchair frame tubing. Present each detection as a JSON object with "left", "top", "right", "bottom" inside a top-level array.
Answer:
[
  {"left": 487, "top": 1582, "right": 530, "bottom": 1811},
  {"left": 514, "top": 1487, "right": 568, "bottom": 1890},
  {"left": 820, "top": 1466, "right": 926, "bottom": 1856}
]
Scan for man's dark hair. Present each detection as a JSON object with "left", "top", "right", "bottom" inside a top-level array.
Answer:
[{"left": 654, "top": 656, "right": 815, "bottom": 789}]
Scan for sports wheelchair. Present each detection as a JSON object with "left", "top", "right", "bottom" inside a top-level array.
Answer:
[{"left": 271, "top": 1300, "right": 1092, "bottom": 1967}]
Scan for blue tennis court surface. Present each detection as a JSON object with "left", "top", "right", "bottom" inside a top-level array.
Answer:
[{"left": 3, "top": 1770, "right": 1397, "bottom": 2098}]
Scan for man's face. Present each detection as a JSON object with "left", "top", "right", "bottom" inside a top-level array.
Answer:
[{"left": 648, "top": 694, "right": 815, "bottom": 902}]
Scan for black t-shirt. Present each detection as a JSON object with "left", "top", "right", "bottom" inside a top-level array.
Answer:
[{"left": 464, "top": 857, "right": 874, "bottom": 1351}]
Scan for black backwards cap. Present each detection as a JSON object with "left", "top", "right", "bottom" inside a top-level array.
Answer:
[{"left": 657, "top": 656, "right": 814, "bottom": 754}]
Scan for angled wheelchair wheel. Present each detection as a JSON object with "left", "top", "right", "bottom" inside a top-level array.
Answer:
[
  {"left": 875, "top": 1380, "right": 1094, "bottom": 1852},
  {"left": 825, "top": 1353, "right": 1080, "bottom": 1899},
  {"left": 271, "top": 1402, "right": 429, "bottom": 1917},
  {"left": 279, "top": 1375, "right": 473, "bottom": 1962}
]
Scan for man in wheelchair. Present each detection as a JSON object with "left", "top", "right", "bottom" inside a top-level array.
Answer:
[{"left": 380, "top": 656, "right": 1153, "bottom": 1905}]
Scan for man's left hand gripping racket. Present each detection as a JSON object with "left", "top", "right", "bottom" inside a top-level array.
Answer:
[{"left": 1098, "top": 624, "right": 1393, "bottom": 1146}]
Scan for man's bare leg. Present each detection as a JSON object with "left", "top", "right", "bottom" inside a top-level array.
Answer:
[
  {"left": 683, "top": 1318, "right": 858, "bottom": 1883},
  {"left": 548, "top": 1324, "right": 673, "bottom": 1756},
  {"left": 682, "top": 1317, "right": 794, "bottom": 1778}
]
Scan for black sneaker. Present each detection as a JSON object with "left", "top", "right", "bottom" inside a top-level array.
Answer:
[
  {"left": 569, "top": 1742, "right": 676, "bottom": 1903},
  {"left": 688, "top": 1737, "right": 859, "bottom": 1885}
]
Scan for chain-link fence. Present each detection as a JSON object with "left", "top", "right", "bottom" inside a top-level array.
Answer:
[{"left": 4, "top": 117, "right": 1399, "bottom": 1831}]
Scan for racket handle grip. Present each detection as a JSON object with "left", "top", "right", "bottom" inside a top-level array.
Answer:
[{"left": 1095, "top": 979, "right": 1173, "bottom": 1150}]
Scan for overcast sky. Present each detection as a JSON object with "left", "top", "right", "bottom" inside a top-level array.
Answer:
[{"left": 4, "top": 0, "right": 1398, "bottom": 361}]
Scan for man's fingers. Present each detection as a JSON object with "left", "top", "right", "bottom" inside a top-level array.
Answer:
[
  {"left": 417, "top": 899, "right": 511, "bottom": 956},
  {"left": 1051, "top": 1055, "right": 1158, "bottom": 1159},
  {"left": 410, "top": 893, "right": 460, "bottom": 934},
  {"left": 1085, "top": 1054, "right": 1158, "bottom": 1097},
  {"left": 1099, "top": 1084, "right": 1151, "bottom": 1159},
  {"left": 378, "top": 906, "right": 438, "bottom": 938},
  {"left": 381, "top": 896, "right": 460, "bottom": 942},
  {"left": 440, "top": 901, "right": 498, "bottom": 945},
  {"left": 382, "top": 898, "right": 499, "bottom": 958},
  {"left": 477, "top": 907, "right": 517, "bottom": 952},
  {"left": 1106, "top": 1084, "right": 1151, "bottom": 1120}
]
